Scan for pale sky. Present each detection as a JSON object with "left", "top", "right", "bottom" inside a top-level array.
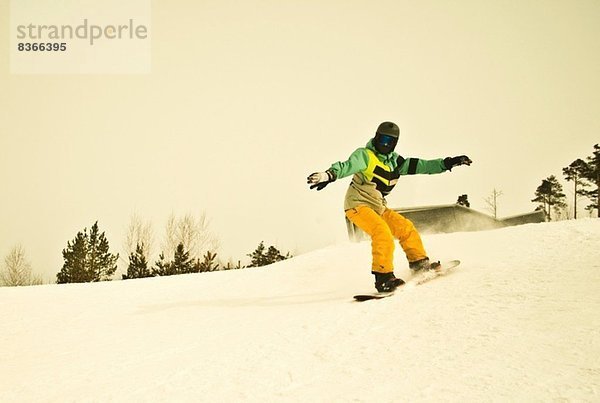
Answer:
[{"left": 1, "top": 0, "right": 599, "bottom": 281}]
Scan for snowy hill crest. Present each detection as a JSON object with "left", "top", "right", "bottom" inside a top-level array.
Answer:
[{"left": 1, "top": 220, "right": 599, "bottom": 402}]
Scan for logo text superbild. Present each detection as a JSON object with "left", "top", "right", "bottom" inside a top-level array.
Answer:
[{"left": 16, "top": 19, "right": 148, "bottom": 45}]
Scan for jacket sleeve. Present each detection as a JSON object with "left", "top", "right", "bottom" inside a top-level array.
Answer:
[
  {"left": 328, "top": 148, "right": 369, "bottom": 180},
  {"left": 397, "top": 157, "right": 447, "bottom": 175}
]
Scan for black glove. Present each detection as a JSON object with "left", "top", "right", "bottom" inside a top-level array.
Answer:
[
  {"left": 307, "top": 170, "right": 336, "bottom": 191},
  {"left": 444, "top": 155, "right": 472, "bottom": 171}
]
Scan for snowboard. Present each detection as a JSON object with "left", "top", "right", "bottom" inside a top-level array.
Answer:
[{"left": 353, "top": 260, "right": 461, "bottom": 302}]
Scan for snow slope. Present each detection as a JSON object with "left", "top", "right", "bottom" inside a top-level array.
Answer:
[{"left": 1, "top": 220, "right": 599, "bottom": 402}]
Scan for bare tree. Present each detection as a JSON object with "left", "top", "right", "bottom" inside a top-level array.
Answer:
[
  {"left": 223, "top": 259, "right": 245, "bottom": 270},
  {"left": 123, "top": 214, "right": 154, "bottom": 263},
  {"left": 163, "top": 213, "right": 219, "bottom": 261},
  {"left": 484, "top": 188, "right": 503, "bottom": 219},
  {"left": 1, "top": 245, "right": 42, "bottom": 286}
]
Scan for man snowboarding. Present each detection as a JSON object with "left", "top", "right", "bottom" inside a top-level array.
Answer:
[{"left": 307, "top": 121, "right": 471, "bottom": 293}]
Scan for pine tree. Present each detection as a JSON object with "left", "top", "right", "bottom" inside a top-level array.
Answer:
[
  {"left": 194, "top": 251, "right": 220, "bottom": 273},
  {"left": 583, "top": 144, "right": 600, "bottom": 217},
  {"left": 57, "top": 231, "right": 88, "bottom": 283},
  {"left": 152, "top": 243, "right": 194, "bottom": 276},
  {"left": 562, "top": 159, "right": 590, "bottom": 219},
  {"left": 152, "top": 253, "right": 172, "bottom": 277},
  {"left": 247, "top": 241, "right": 269, "bottom": 267},
  {"left": 247, "top": 242, "right": 292, "bottom": 267},
  {"left": 123, "top": 243, "right": 151, "bottom": 280},
  {"left": 531, "top": 176, "right": 567, "bottom": 221},
  {"left": 87, "top": 222, "right": 118, "bottom": 282},
  {"left": 172, "top": 243, "right": 194, "bottom": 274},
  {"left": 57, "top": 222, "right": 119, "bottom": 284},
  {"left": 456, "top": 194, "right": 470, "bottom": 207},
  {"left": 266, "top": 246, "right": 290, "bottom": 263}
]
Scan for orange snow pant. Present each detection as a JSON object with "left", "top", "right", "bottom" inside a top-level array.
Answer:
[{"left": 345, "top": 205, "right": 427, "bottom": 274}]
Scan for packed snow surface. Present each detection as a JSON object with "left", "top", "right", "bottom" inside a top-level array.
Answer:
[{"left": 1, "top": 220, "right": 599, "bottom": 402}]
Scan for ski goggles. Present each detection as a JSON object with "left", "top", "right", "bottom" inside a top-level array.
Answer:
[{"left": 376, "top": 133, "right": 397, "bottom": 147}]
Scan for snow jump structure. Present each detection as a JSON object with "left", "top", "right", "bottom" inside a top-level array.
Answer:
[{"left": 346, "top": 204, "right": 546, "bottom": 241}]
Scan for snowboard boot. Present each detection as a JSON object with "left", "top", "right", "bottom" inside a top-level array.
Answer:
[
  {"left": 409, "top": 258, "right": 441, "bottom": 272},
  {"left": 373, "top": 272, "right": 405, "bottom": 293}
]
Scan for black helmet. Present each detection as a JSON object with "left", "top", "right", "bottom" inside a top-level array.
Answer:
[{"left": 373, "top": 121, "right": 399, "bottom": 154}]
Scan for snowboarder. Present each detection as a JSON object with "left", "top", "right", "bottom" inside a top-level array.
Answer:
[{"left": 307, "top": 121, "right": 472, "bottom": 293}]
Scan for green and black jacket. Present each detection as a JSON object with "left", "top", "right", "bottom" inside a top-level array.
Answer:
[{"left": 328, "top": 140, "right": 448, "bottom": 214}]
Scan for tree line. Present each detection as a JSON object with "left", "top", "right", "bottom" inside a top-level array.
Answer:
[
  {"left": 0, "top": 213, "right": 292, "bottom": 286},
  {"left": 3, "top": 144, "right": 597, "bottom": 286},
  {"left": 532, "top": 144, "right": 599, "bottom": 220},
  {"left": 455, "top": 144, "right": 599, "bottom": 220}
]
